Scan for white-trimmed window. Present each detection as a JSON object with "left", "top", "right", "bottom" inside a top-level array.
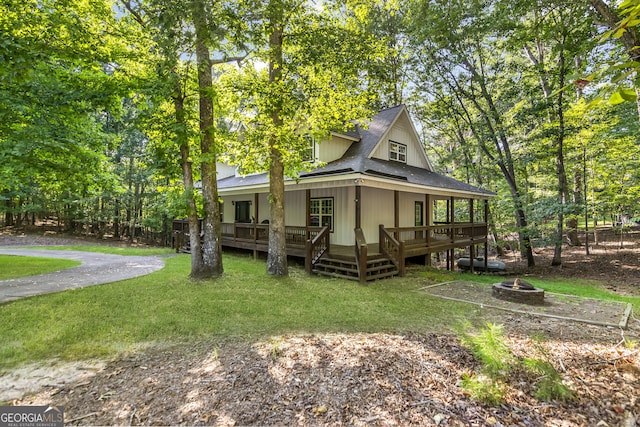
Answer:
[
  {"left": 303, "top": 135, "right": 316, "bottom": 163},
  {"left": 389, "top": 140, "right": 407, "bottom": 163},
  {"left": 309, "top": 197, "right": 333, "bottom": 231}
]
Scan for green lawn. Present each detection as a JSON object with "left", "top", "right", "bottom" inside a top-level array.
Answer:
[
  {"left": 0, "top": 255, "right": 81, "bottom": 280},
  {"left": 0, "top": 252, "right": 637, "bottom": 371}
]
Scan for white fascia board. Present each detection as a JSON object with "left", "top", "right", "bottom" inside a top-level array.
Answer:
[
  {"left": 330, "top": 131, "right": 360, "bottom": 142},
  {"left": 218, "top": 172, "right": 492, "bottom": 199},
  {"left": 218, "top": 172, "right": 365, "bottom": 196},
  {"left": 359, "top": 175, "right": 493, "bottom": 200}
]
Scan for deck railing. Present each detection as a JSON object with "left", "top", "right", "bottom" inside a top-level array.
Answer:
[
  {"left": 220, "top": 223, "right": 322, "bottom": 246},
  {"left": 354, "top": 228, "right": 368, "bottom": 283},
  {"left": 386, "top": 222, "right": 487, "bottom": 247},
  {"left": 379, "top": 224, "right": 405, "bottom": 276},
  {"left": 174, "top": 219, "right": 488, "bottom": 277},
  {"left": 305, "top": 226, "right": 330, "bottom": 273}
]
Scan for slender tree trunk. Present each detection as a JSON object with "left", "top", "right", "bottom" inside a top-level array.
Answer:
[
  {"left": 174, "top": 79, "right": 205, "bottom": 275},
  {"left": 192, "top": 0, "right": 223, "bottom": 278},
  {"left": 129, "top": 181, "right": 139, "bottom": 242},
  {"left": 266, "top": 19, "right": 288, "bottom": 276},
  {"left": 552, "top": 48, "right": 568, "bottom": 266},
  {"left": 447, "top": 75, "right": 535, "bottom": 266},
  {"left": 114, "top": 198, "right": 120, "bottom": 239},
  {"left": 566, "top": 167, "right": 582, "bottom": 246}
]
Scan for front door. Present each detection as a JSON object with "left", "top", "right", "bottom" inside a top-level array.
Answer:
[{"left": 235, "top": 201, "right": 252, "bottom": 223}]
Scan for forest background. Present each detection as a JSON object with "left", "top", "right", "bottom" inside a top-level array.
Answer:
[{"left": 2, "top": 0, "right": 639, "bottom": 276}]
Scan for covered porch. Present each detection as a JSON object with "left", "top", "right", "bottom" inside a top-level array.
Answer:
[{"left": 172, "top": 195, "right": 490, "bottom": 282}]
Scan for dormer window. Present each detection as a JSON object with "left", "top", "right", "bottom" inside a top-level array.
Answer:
[
  {"left": 303, "top": 135, "right": 317, "bottom": 163},
  {"left": 389, "top": 141, "right": 407, "bottom": 163}
]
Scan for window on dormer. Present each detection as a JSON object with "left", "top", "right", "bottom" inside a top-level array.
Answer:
[
  {"left": 389, "top": 141, "right": 407, "bottom": 163},
  {"left": 303, "top": 135, "right": 316, "bottom": 163}
]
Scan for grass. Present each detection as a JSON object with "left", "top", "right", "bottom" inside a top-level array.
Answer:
[
  {"left": 0, "top": 254, "right": 476, "bottom": 370},
  {"left": 1, "top": 252, "right": 638, "bottom": 372},
  {"left": 0, "top": 255, "right": 81, "bottom": 280}
]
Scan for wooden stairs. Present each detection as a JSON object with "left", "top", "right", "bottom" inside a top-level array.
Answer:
[{"left": 312, "top": 255, "right": 399, "bottom": 282}]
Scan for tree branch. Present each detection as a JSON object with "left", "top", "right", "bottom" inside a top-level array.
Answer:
[{"left": 120, "top": 0, "right": 146, "bottom": 28}]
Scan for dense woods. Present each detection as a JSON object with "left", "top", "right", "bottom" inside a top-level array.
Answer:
[{"left": 1, "top": 0, "right": 639, "bottom": 275}]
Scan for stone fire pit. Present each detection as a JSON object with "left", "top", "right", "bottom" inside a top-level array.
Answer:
[{"left": 492, "top": 278, "right": 545, "bottom": 305}]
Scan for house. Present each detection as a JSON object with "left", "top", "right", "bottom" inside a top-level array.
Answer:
[{"left": 173, "top": 105, "right": 495, "bottom": 281}]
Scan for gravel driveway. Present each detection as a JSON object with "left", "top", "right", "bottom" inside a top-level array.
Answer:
[{"left": 0, "top": 248, "right": 166, "bottom": 303}]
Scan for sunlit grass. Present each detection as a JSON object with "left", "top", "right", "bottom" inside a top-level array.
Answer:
[
  {"left": 0, "top": 254, "right": 475, "bottom": 370},
  {"left": 0, "top": 255, "right": 81, "bottom": 280},
  {"left": 1, "top": 253, "right": 638, "bottom": 371}
]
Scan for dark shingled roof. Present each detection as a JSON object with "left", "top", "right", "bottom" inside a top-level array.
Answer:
[{"left": 219, "top": 105, "right": 494, "bottom": 196}]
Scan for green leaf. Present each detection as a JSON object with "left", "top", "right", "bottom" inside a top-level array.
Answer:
[
  {"left": 613, "top": 28, "right": 627, "bottom": 39},
  {"left": 609, "top": 91, "right": 625, "bottom": 105},
  {"left": 620, "top": 88, "right": 638, "bottom": 101}
]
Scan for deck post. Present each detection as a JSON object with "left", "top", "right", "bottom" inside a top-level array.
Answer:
[
  {"left": 449, "top": 196, "right": 455, "bottom": 270},
  {"left": 394, "top": 190, "right": 399, "bottom": 239},
  {"left": 355, "top": 186, "right": 362, "bottom": 229},
  {"left": 305, "top": 239, "right": 312, "bottom": 273},
  {"left": 484, "top": 199, "right": 489, "bottom": 271},
  {"left": 425, "top": 194, "right": 431, "bottom": 266},
  {"left": 469, "top": 198, "right": 474, "bottom": 273}
]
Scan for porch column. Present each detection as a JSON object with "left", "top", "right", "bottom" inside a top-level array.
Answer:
[
  {"left": 449, "top": 197, "right": 455, "bottom": 271},
  {"left": 394, "top": 190, "right": 399, "bottom": 239},
  {"left": 355, "top": 185, "right": 362, "bottom": 229},
  {"left": 484, "top": 199, "right": 489, "bottom": 271},
  {"left": 254, "top": 193, "right": 259, "bottom": 222},
  {"left": 425, "top": 194, "right": 431, "bottom": 266},
  {"left": 253, "top": 193, "right": 259, "bottom": 259},
  {"left": 306, "top": 189, "right": 311, "bottom": 236},
  {"left": 469, "top": 198, "right": 475, "bottom": 273}
]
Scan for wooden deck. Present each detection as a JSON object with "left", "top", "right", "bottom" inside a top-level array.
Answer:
[{"left": 172, "top": 221, "right": 488, "bottom": 278}]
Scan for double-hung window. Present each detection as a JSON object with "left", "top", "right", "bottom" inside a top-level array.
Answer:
[
  {"left": 303, "top": 135, "right": 316, "bottom": 163},
  {"left": 309, "top": 197, "right": 333, "bottom": 231},
  {"left": 389, "top": 141, "right": 407, "bottom": 163}
]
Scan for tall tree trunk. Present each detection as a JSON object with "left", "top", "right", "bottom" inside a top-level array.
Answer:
[
  {"left": 114, "top": 198, "right": 120, "bottom": 239},
  {"left": 4, "top": 198, "right": 14, "bottom": 227},
  {"left": 552, "top": 47, "right": 568, "bottom": 266},
  {"left": 174, "top": 79, "right": 204, "bottom": 276},
  {"left": 129, "top": 181, "right": 139, "bottom": 242},
  {"left": 192, "top": 0, "right": 223, "bottom": 278},
  {"left": 447, "top": 74, "right": 535, "bottom": 267},
  {"left": 267, "top": 21, "right": 288, "bottom": 276},
  {"left": 566, "top": 167, "right": 582, "bottom": 246}
]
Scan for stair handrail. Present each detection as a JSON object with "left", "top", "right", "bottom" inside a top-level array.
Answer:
[
  {"left": 379, "top": 224, "right": 406, "bottom": 276},
  {"left": 354, "top": 228, "right": 368, "bottom": 283},
  {"left": 305, "top": 225, "right": 330, "bottom": 273}
]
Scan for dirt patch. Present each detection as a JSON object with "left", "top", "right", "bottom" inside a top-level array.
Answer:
[
  {"left": 0, "top": 360, "right": 105, "bottom": 402},
  {"left": 500, "top": 227, "right": 640, "bottom": 297},
  {"left": 424, "top": 281, "right": 632, "bottom": 328}
]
